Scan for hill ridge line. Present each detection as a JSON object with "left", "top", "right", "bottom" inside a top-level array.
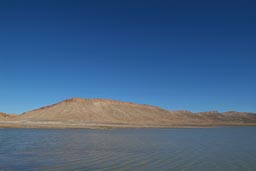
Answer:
[{"left": 21, "top": 97, "right": 163, "bottom": 115}]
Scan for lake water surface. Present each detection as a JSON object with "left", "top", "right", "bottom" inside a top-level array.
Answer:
[{"left": 0, "top": 127, "right": 256, "bottom": 171}]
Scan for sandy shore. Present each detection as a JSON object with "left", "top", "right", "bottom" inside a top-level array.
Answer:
[{"left": 1, "top": 121, "right": 256, "bottom": 129}]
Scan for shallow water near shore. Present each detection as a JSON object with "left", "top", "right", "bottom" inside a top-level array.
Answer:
[{"left": 1, "top": 127, "right": 256, "bottom": 171}]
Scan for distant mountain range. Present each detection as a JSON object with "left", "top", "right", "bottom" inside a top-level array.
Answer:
[{"left": 0, "top": 98, "right": 256, "bottom": 128}]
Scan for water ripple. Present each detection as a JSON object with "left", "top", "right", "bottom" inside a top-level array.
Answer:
[{"left": 0, "top": 127, "right": 256, "bottom": 171}]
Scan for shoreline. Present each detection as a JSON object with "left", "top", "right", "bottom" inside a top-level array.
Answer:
[{"left": 1, "top": 121, "right": 256, "bottom": 129}]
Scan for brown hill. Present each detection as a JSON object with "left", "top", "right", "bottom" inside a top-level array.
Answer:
[
  {"left": 0, "top": 112, "right": 8, "bottom": 118},
  {"left": 8, "top": 98, "right": 256, "bottom": 128},
  {"left": 0, "top": 112, "right": 16, "bottom": 119},
  {"left": 16, "top": 98, "right": 181, "bottom": 124}
]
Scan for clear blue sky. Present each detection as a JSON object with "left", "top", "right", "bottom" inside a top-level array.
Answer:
[{"left": 0, "top": 0, "right": 255, "bottom": 114}]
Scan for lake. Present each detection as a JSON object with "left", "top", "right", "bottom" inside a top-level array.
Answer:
[{"left": 0, "top": 127, "right": 256, "bottom": 171}]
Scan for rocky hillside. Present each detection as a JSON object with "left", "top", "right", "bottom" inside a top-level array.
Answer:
[
  {"left": 0, "top": 112, "right": 6, "bottom": 117},
  {"left": 0, "top": 112, "right": 11, "bottom": 119},
  {"left": 11, "top": 98, "right": 256, "bottom": 127},
  {"left": 16, "top": 98, "right": 180, "bottom": 124}
]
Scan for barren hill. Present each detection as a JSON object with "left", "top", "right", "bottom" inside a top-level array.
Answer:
[
  {"left": 3, "top": 97, "right": 254, "bottom": 128},
  {"left": 16, "top": 98, "right": 181, "bottom": 124},
  {"left": 0, "top": 112, "right": 13, "bottom": 119},
  {"left": 0, "top": 112, "right": 8, "bottom": 118}
]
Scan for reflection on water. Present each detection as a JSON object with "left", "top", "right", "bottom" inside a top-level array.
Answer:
[{"left": 0, "top": 127, "right": 256, "bottom": 171}]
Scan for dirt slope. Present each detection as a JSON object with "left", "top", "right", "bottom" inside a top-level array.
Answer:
[{"left": 11, "top": 98, "right": 256, "bottom": 127}]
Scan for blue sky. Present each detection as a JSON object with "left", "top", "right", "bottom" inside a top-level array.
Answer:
[{"left": 0, "top": 0, "right": 255, "bottom": 114}]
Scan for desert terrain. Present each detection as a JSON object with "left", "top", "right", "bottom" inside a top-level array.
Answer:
[{"left": 0, "top": 98, "right": 256, "bottom": 129}]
